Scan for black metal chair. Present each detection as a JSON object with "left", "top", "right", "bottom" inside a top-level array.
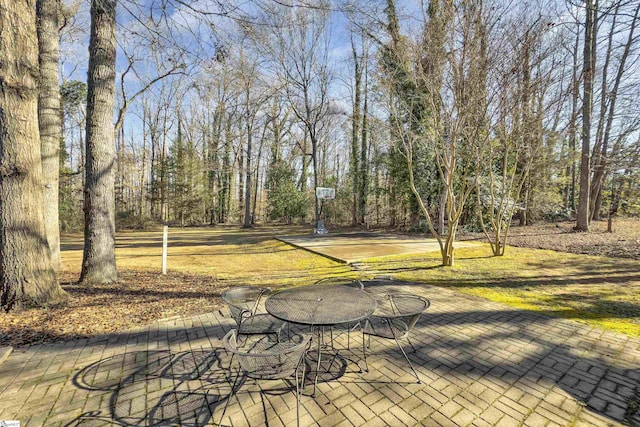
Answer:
[
  {"left": 362, "top": 293, "right": 430, "bottom": 383},
  {"left": 313, "top": 277, "right": 365, "bottom": 350},
  {"left": 219, "top": 330, "right": 311, "bottom": 427},
  {"left": 221, "top": 286, "right": 285, "bottom": 342}
]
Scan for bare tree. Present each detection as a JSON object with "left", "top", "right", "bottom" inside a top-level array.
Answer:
[
  {"left": 475, "top": 11, "right": 555, "bottom": 256},
  {"left": 388, "top": 0, "right": 488, "bottom": 266},
  {"left": 266, "top": 3, "right": 334, "bottom": 232},
  {"left": 232, "top": 47, "right": 272, "bottom": 228},
  {"left": 590, "top": 2, "right": 640, "bottom": 220}
]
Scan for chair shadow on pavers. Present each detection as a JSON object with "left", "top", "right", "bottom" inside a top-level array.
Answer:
[{"left": 66, "top": 349, "right": 231, "bottom": 426}]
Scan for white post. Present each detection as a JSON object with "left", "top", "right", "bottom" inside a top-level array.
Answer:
[{"left": 162, "top": 226, "right": 168, "bottom": 275}]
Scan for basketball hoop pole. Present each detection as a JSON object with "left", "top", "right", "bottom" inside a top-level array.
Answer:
[
  {"left": 314, "top": 187, "right": 334, "bottom": 235},
  {"left": 315, "top": 200, "right": 328, "bottom": 235}
]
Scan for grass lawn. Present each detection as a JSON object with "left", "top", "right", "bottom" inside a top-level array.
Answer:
[
  {"left": 1, "top": 224, "right": 638, "bottom": 347},
  {"left": 61, "top": 225, "right": 354, "bottom": 285},
  {"left": 360, "top": 245, "right": 640, "bottom": 338}
]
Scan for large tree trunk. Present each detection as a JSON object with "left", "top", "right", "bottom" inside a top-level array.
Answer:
[
  {"left": 576, "top": 0, "right": 597, "bottom": 232},
  {"left": 80, "top": 0, "right": 118, "bottom": 284},
  {"left": 37, "top": 0, "right": 62, "bottom": 273},
  {"left": 0, "top": 0, "right": 65, "bottom": 310}
]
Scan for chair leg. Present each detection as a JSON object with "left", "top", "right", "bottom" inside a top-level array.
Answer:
[
  {"left": 347, "top": 321, "right": 361, "bottom": 350},
  {"left": 218, "top": 370, "right": 243, "bottom": 426},
  {"left": 330, "top": 327, "right": 335, "bottom": 351},
  {"left": 311, "top": 327, "right": 323, "bottom": 397},
  {"left": 302, "top": 360, "right": 307, "bottom": 390},
  {"left": 361, "top": 330, "right": 369, "bottom": 372},
  {"left": 295, "top": 364, "right": 302, "bottom": 427},
  {"left": 386, "top": 319, "right": 421, "bottom": 384},
  {"left": 406, "top": 335, "right": 417, "bottom": 353},
  {"left": 226, "top": 354, "right": 235, "bottom": 382}
]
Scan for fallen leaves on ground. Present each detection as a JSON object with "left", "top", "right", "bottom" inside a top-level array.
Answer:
[
  {"left": 460, "top": 218, "right": 640, "bottom": 260},
  {"left": 0, "top": 270, "right": 227, "bottom": 348}
]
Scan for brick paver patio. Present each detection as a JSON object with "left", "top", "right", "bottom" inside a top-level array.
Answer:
[{"left": 1, "top": 280, "right": 639, "bottom": 426}]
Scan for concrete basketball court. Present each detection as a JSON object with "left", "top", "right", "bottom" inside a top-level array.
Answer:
[{"left": 277, "top": 232, "right": 479, "bottom": 264}]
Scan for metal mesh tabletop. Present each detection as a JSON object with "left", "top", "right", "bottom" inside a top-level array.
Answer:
[
  {"left": 266, "top": 285, "right": 377, "bottom": 326},
  {"left": 370, "top": 293, "right": 429, "bottom": 318}
]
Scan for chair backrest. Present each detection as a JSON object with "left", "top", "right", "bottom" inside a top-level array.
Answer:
[
  {"left": 314, "top": 277, "right": 364, "bottom": 290},
  {"left": 222, "top": 286, "right": 269, "bottom": 325},
  {"left": 223, "top": 330, "right": 311, "bottom": 380},
  {"left": 387, "top": 294, "right": 430, "bottom": 332}
]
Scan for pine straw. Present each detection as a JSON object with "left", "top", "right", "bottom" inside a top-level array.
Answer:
[
  {"left": 0, "top": 270, "right": 228, "bottom": 348},
  {"left": 460, "top": 218, "right": 640, "bottom": 260},
  {"left": 506, "top": 219, "right": 640, "bottom": 260}
]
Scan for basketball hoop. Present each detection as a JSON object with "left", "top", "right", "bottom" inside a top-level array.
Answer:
[{"left": 316, "top": 187, "right": 335, "bottom": 200}]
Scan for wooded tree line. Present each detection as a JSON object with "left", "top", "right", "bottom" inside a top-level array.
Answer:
[{"left": 1, "top": 0, "right": 639, "bottom": 309}]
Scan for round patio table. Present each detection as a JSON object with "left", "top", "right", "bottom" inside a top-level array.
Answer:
[
  {"left": 265, "top": 285, "right": 376, "bottom": 326},
  {"left": 266, "top": 285, "right": 376, "bottom": 395}
]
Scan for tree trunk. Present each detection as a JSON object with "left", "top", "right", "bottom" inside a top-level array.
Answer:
[
  {"left": 209, "top": 105, "right": 222, "bottom": 224},
  {"left": 238, "top": 137, "right": 245, "bottom": 224},
  {"left": 80, "top": 0, "right": 118, "bottom": 284},
  {"left": 359, "top": 60, "right": 369, "bottom": 225},
  {"left": 576, "top": 0, "right": 597, "bottom": 232},
  {"left": 139, "top": 106, "right": 147, "bottom": 218},
  {"left": 438, "top": 190, "right": 446, "bottom": 235},
  {"left": 0, "top": 0, "right": 65, "bottom": 310},
  {"left": 592, "top": 186, "right": 603, "bottom": 220},
  {"left": 37, "top": 0, "right": 62, "bottom": 273},
  {"left": 590, "top": 3, "right": 639, "bottom": 221},
  {"left": 115, "top": 124, "right": 124, "bottom": 213},
  {"left": 442, "top": 234, "right": 454, "bottom": 267},
  {"left": 252, "top": 126, "right": 267, "bottom": 225},
  {"left": 243, "top": 123, "right": 252, "bottom": 228},
  {"left": 311, "top": 132, "right": 321, "bottom": 231},
  {"left": 567, "top": 24, "right": 580, "bottom": 213},
  {"left": 221, "top": 117, "right": 233, "bottom": 223},
  {"left": 350, "top": 35, "right": 361, "bottom": 226}
]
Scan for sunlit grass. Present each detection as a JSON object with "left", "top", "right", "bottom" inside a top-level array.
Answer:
[
  {"left": 360, "top": 244, "right": 640, "bottom": 338},
  {"left": 60, "top": 226, "right": 640, "bottom": 338},
  {"left": 61, "top": 225, "right": 355, "bottom": 288}
]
